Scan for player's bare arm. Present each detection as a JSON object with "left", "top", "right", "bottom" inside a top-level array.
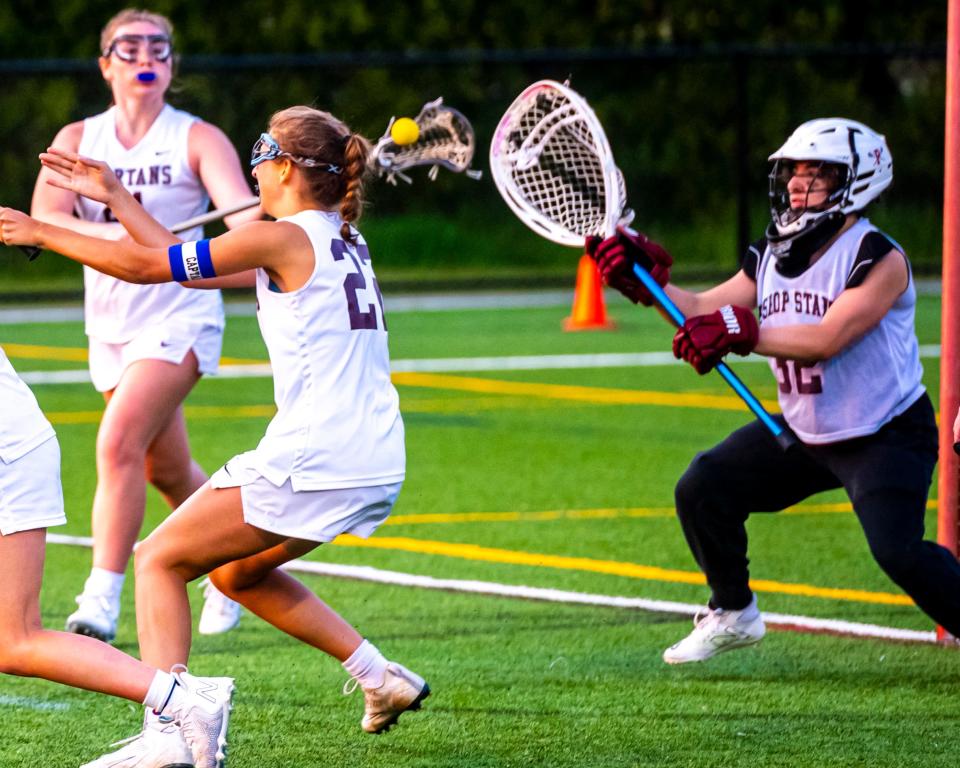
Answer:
[
  {"left": 30, "top": 122, "right": 127, "bottom": 240},
  {"left": 40, "top": 148, "right": 178, "bottom": 248},
  {"left": 0, "top": 208, "right": 300, "bottom": 286},
  {"left": 189, "top": 121, "right": 263, "bottom": 228},
  {"left": 754, "top": 247, "right": 908, "bottom": 363},
  {"left": 665, "top": 269, "right": 758, "bottom": 317},
  {"left": 202, "top": 220, "right": 313, "bottom": 291}
]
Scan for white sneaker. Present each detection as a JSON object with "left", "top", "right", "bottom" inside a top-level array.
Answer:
[
  {"left": 166, "top": 667, "right": 234, "bottom": 768},
  {"left": 80, "top": 717, "right": 194, "bottom": 768},
  {"left": 66, "top": 591, "right": 119, "bottom": 643},
  {"left": 197, "top": 579, "right": 241, "bottom": 636},
  {"left": 346, "top": 662, "right": 431, "bottom": 734},
  {"left": 663, "top": 604, "right": 766, "bottom": 664}
]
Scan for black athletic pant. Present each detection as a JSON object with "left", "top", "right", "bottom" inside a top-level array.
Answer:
[{"left": 673, "top": 393, "right": 960, "bottom": 636}]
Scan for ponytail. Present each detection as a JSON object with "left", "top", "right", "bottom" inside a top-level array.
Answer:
[{"left": 339, "top": 133, "right": 370, "bottom": 244}]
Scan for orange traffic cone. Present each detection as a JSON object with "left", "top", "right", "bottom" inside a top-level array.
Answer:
[{"left": 563, "top": 254, "right": 615, "bottom": 331}]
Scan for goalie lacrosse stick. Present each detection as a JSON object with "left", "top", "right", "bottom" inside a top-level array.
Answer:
[
  {"left": 489, "top": 79, "right": 796, "bottom": 451},
  {"left": 369, "top": 98, "right": 482, "bottom": 185}
]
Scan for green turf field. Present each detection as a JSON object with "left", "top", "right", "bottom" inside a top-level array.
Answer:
[{"left": 0, "top": 291, "right": 956, "bottom": 767}]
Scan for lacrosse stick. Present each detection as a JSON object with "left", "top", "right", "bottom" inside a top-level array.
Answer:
[
  {"left": 21, "top": 99, "right": 476, "bottom": 258},
  {"left": 369, "top": 98, "right": 482, "bottom": 185},
  {"left": 490, "top": 79, "right": 796, "bottom": 451},
  {"left": 14, "top": 195, "right": 262, "bottom": 262},
  {"left": 169, "top": 195, "right": 260, "bottom": 234}
]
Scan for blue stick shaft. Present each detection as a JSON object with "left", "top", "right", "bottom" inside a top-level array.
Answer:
[{"left": 630, "top": 262, "right": 795, "bottom": 447}]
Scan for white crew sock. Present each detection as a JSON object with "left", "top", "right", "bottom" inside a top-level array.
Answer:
[
  {"left": 734, "top": 595, "right": 760, "bottom": 622},
  {"left": 142, "top": 671, "right": 178, "bottom": 717},
  {"left": 84, "top": 567, "right": 125, "bottom": 598},
  {"left": 342, "top": 639, "right": 388, "bottom": 690}
]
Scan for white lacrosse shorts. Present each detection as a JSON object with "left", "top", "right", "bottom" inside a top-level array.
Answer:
[
  {"left": 210, "top": 455, "right": 402, "bottom": 543},
  {"left": 0, "top": 436, "right": 65, "bottom": 535},
  {"left": 88, "top": 320, "right": 223, "bottom": 393}
]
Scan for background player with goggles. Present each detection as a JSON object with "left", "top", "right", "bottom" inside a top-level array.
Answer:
[{"left": 102, "top": 33, "right": 172, "bottom": 64}]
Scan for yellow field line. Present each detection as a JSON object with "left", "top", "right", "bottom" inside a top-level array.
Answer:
[
  {"left": 392, "top": 371, "right": 779, "bottom": 412},
  {"left": 385, "top": 507, "right": 675, "bottom": 525},
  {"left": 3, "top": 343, "right": 89, "bottom": 362},
  {"left": 385, "top": 499, "right": 937, "bottom": 526},
  {"left": 331, "top": 534, "right": 914, "bottom": 606},
  {"left": 220, "top": 356, "right": 267, "bottom": 365},
  {"left": 46, "top": 403, "right": 276, "bottom": 425},
  {"left": 45, "top": 410, "right": 103, "bottom": 425}
]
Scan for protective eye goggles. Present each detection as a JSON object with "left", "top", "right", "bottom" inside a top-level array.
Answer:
[
  {"left": 249, "top": 133, "right": 342, "bottom": 174},
  {"left": 103, "top": 34, "right": 173, "bottom": 63}
]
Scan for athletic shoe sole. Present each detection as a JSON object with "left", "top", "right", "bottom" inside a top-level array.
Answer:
[
  {"left": 663, "top": 635, "right": 762, "bottom": 665},
  {"left": 214, "top": 679, "right": 234, "bottom": 767},
  {"left": 65, "top": 620, "right": 115, "bottom": 643},
  {"left": 371, "top": 682, "right": 431, "bottom": 735}
]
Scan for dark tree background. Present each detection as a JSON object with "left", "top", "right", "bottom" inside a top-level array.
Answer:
[{"left": 0, "top": 1, "right": 949, "bottom": 279}]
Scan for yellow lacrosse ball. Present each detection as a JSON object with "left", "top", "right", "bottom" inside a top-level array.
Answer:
[{"left": 390, "top": 117, "right": 420, "bottom": 146}]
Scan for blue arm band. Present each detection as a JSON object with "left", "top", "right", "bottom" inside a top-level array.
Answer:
[{"left": 168, "top": 240, "right": 216, "bottom": 282}]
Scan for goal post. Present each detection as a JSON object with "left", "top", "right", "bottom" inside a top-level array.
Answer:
[{"left": 937, "top": 0, "right": 960, "bottom": 641}]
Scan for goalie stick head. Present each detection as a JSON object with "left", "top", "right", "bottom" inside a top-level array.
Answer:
[
  {"left": 489, "top": 79, "right": 631, "bottom": 247},
  {"left": 369, "top": 98, "right": 481, "bottom": 185}
]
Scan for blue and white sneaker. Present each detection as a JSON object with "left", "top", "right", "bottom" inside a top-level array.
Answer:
[{"left": 167, "top": 667, "right": 234, "bottom": 768}]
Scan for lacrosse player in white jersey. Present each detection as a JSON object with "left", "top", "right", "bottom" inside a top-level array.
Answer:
[
  {"left": 30, "top": 8, "right": 255, "bottom": 644},
  {"left": 1, "top": 103, "right": 430, "bottom": 760},
  {"left": 585, "top": 117, "right": 960, "bottom": 663},
  {"left": 0, "top": 343, "right": 234, "bottom": 768}
]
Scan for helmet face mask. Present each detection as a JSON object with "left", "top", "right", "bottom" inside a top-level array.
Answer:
[
  {"left": 766, "top": 118, "right": 893, "bottom": 241},
  {"left": 768, "top": 159, "right": 849, "bottom": 237}
]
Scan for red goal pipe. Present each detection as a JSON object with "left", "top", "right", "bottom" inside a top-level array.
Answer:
[{"left": 937, "top": 0, "right": 960, "bottom": 641}]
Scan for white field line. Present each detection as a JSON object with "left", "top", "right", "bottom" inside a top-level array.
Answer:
[
  {"left": 17, "top": 345, "right": 944, "bottom": 385},
  {"left": 46, "top": 533, "right": 937, "bottom": 645},
  {"left": 0, "top": 694, "right": 70, "bottom": 711}
]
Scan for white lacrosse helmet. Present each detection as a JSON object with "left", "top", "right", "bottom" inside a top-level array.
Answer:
[{"left": 767, "top": 118, "right": 893, "bottom": 237}]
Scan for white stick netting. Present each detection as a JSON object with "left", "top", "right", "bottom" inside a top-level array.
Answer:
[
  {"left": 370, "top": 98, "right": 478, "bottom": 184},
  {"left": 495, "top": 86, "right": 609, "bottom": 239}
]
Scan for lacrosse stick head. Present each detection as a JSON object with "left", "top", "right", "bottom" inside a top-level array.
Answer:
[
  {"left": 489, "top": 80, "right": 631, "bottom": 247},
  {"left": 369, "top": 98, "right": 480, "bottom": 185}
]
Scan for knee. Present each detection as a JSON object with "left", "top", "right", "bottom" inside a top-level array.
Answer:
[
  {"left": 869, "top": 540, "right": 922, "bottom": 584},
  {"left": 134, "top": 535, "right": 196, "bottom": 583},
  {"left": 96, "top": 422, "right": 145, "bottom": 471},
  {"left": 133, "top": 537, "right": 163, "bottom": 581},
  {"left": 208, "top": 561, "right": 266, "bottom": 597},
  {"left": 0, "top": 627, "right": 41, "bottom": 676},
  {"left": 144, "top": 453, "right": 188, "bottom": 496},
  {"left": 675, "top": 452, "right": 725, "bottom": 522}
]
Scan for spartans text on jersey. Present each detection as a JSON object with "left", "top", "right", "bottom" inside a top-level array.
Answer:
[{"left": 113, "top": 165, "right": 173, "bottom": 187}]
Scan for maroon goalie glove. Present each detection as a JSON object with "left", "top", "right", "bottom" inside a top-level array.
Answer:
[
  {"left": 584, "top": 227, "right": 672, "bottom": 306},
  {"left": 672, "top": 305, "right": 759, "bottom": 375}
]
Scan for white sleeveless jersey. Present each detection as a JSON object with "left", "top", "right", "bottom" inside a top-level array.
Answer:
[
  {"left": 756, "top": 217, "right": 924, "bottom": 444},
  {"left": 248, "top": 210, "right": 405, "bottom": 490},
  {"left": 76, "top": 105, "right": 223, "bottom": 342},
  {"left": 0, "top": 347, "right": 55, "bottom": 462}
]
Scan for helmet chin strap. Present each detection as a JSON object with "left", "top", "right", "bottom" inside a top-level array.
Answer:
[{"left": 765, "top": 211, "right": 847, "bottom": 277}]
